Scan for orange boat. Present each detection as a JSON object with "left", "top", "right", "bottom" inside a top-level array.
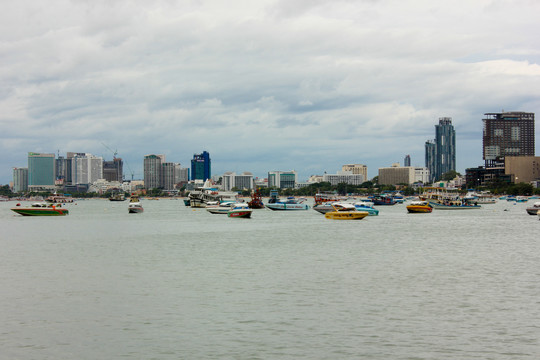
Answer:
[{"left": 406, "top": 201, "right": 433, "bottom": 213}]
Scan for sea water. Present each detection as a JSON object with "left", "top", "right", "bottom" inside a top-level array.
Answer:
[{"left": 0, "top": 199, "right": 539, "bottom": 359}]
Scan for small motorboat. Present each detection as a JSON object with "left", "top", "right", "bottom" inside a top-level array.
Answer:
[
  {"left": 525, "top": 202, "right": 540, "bottom": 215},
  {"left": 227, "top": 203, "right": 252, "bottom": 218},
  {"left": 406, "top": 201, "right": 433, "bottom": 213},
  {"left": 206, "top": 201, "right": 234, "bottom": 214},
  {"left": 324, "top": 203, "right": 369, "bottom": 220},
  {"left": 128, "top": 196, "right": 143, "bottom": 213},
  {"left": 11, "top": 202, "right": 69, "bottom": 216}
]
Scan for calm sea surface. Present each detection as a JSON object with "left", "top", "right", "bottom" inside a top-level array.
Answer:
[{"left": 1, "top": 198, "right": 539, "bottom": 359}]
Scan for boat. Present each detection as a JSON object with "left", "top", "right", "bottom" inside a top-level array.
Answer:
[
  {"left": 11, "top": 202, "right": 69, "bottom": 216},
  {"left": 247, "top": 188, "right": 264, "bottom": 209},
  {"left": 526, "top": 202, "right": 540, "bottom": 215},
  {"left": 406, "top": 201, "right": 433, "bottom": 213},
  {"left": 324, "top": 203, "right": 369, "bottom": 220},
  {"left": 187, "top": 179, "right": 239, "bottom": 208},
  {"left": 45, "top": 194, "right": 74, "bottom": 203},
  {"left": 128, "top": 195, "right": 143, "bottom": 213},
  {"left": 353, "top": 202, "right": 379, "bottom": 216},
  {"left": 420, "top": 187, "right": 481, "bottom": 210},
  {"left": 515, "top": 196, "right": 528, "bottom": 203},
  {"left": 109, "top": 192, "right": 126, "bottom": 201},
  {"left": 206, "top": 201, "right": 234, "bottom": 214},
  {"left": 266, "top": 195, "right": 309, "bottom": 211},
  {"left": 227, "top": 203, "right": 253, "bottom": 218},
  {"left": 371, "top": 194, "right": 396, "bottom": 205},
  {"left": 314, "top": 191, "right": 340, "bottom": 205}
]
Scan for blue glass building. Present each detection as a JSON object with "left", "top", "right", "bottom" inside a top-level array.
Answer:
[{"left": 191, "top": 151, "right": 211, "bottom": 181}]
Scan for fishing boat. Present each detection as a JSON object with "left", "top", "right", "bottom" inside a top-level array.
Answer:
[
  {"left": 324, "top": 203, "right": 369, "bottom": 220},
  {"left": 11, "top": 202, "right": 69, "bottom": 216},
  {"left": 109, "top": 192, "right": 126, "bottom": 201},
  {"left": 266, "top": 195, "right": 309, "bottom": 211},
  {"left": 128, "top": 195, "right": 143, "bottom": 213},
  {"left": 314, "top": 191, "right": 340, "bottom": 205},
  {"left": 406, "top": 201, "right": 433, "bottom": 213},
  {"left": 227, "top": 203, "right": 252, "bottom": 218},
  {"left": 247, "top": 188, "right": 264, "bottom": 209},
  {"left": 45, "top": 194, "right": 74, "bottom": 203},
  {"left": 526, "top": 202, "right": 540, "bottom": 215},
  {"left": 420, "top": 187, "right": 481, "bottom": 210},
  {"left": 371, "top": 194, "right": 396, "bottom": 206}
]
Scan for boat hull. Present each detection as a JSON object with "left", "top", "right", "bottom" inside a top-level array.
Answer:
[
  {"left": 227, "top": 210, "right": 252, "bottom": 218},
  {"left": 11, "top": 207, "right": 69, "bottom": 216},
  {"left": 428, "top": 201, "right": 481, "bottom": 210},
  {"left": 325, "top": 211, "right": 368, "bottom": 220},
  {"left": 266, "top": 203, "right": 309, "bottom": 211},
  {"left": 128, "top": 207, "right": 143, "bottom": 213},
  {"left": 406, "top": 205, "right": 432, "bottom": 213}
]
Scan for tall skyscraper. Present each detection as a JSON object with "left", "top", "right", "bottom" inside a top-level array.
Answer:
[
  {"left": 482, "top": 111, "right": 535, "bottom": 167},
  {"left": 191, "top": 151, "right": 211, "bottom": 181},
  {"left": 404, "top": 155, "right": 411, "bottom": 167},
  {"left": 161, "top": 162, "right": 181, "bottom": 190},
  {"left": 425, "top": 117, "right": 456, "bottom": 182},
  {"left": 144, "top": 154, "right": 165, "bottom": 189},
  {"left": 13, "top": 167, "right": 28, "bottom": 193},
  {"left": 28, "top": 152, "right": 55, "bottom": 190},
  {"left": 103, "top": 158, "right": 123, "bottom": 182},
  {"left": 71, "top": 153, "right": 103, "bottom": 185}
]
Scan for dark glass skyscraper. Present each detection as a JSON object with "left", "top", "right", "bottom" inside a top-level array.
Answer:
[
  {"left": 425, "top": 117, "right": 456, "bottom": 182},
  {"left": 482, "top": 111, "right": 535, "bottom": 167},
  {"left": 191, "top": 151, "right": 211, "bottom": 181}
]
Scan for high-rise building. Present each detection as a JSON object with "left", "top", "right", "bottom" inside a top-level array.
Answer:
[
  {"left": 191, "top": 151, "right": 211, "bottom": 181},
  {"left": 268, "top": 170, "right": 297, "bottom": 189},
  {"left": 161, "top": 162, "right": 181, "bottom": 190},
  {"left": 71, "top": 153, "right": 103, "bottom": 185},
  {"left": 482, "top": 111, "right": 535, "bottom": 167},
  {"left": 404, "top": 155, "right": 411, "bottom": 167},
  {"left": 425, "top": 140, "right": 436, "bottom": 182},
  {"left": 425, "top": 117, "right": 456, "bottom": 182},
  {"left": 103, "top": 158, "right": 123, "bottom": 182},
  {"left": 13, "top": 167, "right": 28, "bottom": 193},
  {"left": 222, "top": 172, "right": 254, "bottom": 191},
  {"left": 144, "top": 154, "right": 165, "bottom": 189},
  {"left": 341, "top": 164, "right": 368, "bottom": 180},
  {"left": 28, "top": 152, "right": 55, "bottom": 190}
]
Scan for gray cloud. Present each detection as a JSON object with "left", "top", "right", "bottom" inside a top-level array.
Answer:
[{"left": 1, "top": 0, "right": 540, "bottom": 183}]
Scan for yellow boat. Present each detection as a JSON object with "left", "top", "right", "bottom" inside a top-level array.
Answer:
[
  {"left": 406, "top": 201, "right": 433, "bottom": 213},
  {"left": 324, "top": 203, "right": 369, "bottom": 220}
]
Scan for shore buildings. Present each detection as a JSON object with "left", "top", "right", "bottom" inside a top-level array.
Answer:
[
  {"left": 222, "top": 172, "right": 254, "bottom": 191},
  {"left": 378, "top": 163, "right": 430, "bottom": 185},
  {"left": 482, "top": 112, "right": 535, "bottom": 167},
  {"left": 13, "top": 167, "right": 28, "bottom": 193},
  {"left": 467, "top": 111, "right": 536, "bottom": 186},
  {"left": 28, "top": 152, "right": 56, "bottom": 191},
  {"left": 268, "top": 170, "right": 297, "bottom": 189},
  {"left": 103, "top": 158, "right": 123, "bottom": 182},
  {"left": 323, "top": 171, "right": 365, "bottom": 186},
  {"left": 341, "top": 164, "right": 368, "bottom": 180},
  {"left": 191, "top": 151, "right": 211, "bottom": 181},
  {"left": 143, "top": 154, "right": 165, "bottom": 189},
  {"left": 425, "top": 117, "right": 456, "bottom": 182}
]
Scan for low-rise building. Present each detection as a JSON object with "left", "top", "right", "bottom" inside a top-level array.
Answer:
[
  {"left": 378, "top": 164, "right": 430, "bottom": 185},
  {"left": 323, "top": 171, "right": 365, "bottom": 186}
]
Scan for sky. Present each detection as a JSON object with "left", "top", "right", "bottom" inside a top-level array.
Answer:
[{"left": 1, "top": 0, "right": 540, "bottom": 184}]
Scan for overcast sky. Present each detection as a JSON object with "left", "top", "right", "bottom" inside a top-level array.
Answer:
[{"left": 1, "top": 0, "right": 539, "bottom": 184}]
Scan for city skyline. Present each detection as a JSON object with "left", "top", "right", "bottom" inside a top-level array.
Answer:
[{"left": 1, "top": 1, "right": 540, "bottom": 184}]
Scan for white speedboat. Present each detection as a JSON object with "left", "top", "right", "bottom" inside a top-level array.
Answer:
[
  {"left": 266, "top": 196, "right": 309, "bottom": 211},
  {"left": 206, "top": 201, "right": 235, "bottom": 214},
  {"left": 128, "top": 196, "right": 143, "bottom": 213}
]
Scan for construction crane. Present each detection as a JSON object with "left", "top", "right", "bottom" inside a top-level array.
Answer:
[{"left": 101, "top": 142, "right": 118, "bottom": 160}]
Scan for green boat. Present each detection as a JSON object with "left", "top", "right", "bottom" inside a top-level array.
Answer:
[{"left": 11, "top": 203, "right": 69, "bottom": 216}]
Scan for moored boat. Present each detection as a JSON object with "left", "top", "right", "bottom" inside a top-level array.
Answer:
[
  {"left": 324, "top": 203, "right": 369, "bottom": 220},
  {"left": 266, "top": 196, "right": 309, "bottom": 211},
  {"left": 206, "top": 201, "right": 234, "bottom": 214},
  {"left": 247, "top": 188, "right": 264, "bottom": 209},
  {"left": 420, "top": 187, "right": 481, "bottom": 210},
  {"left": 526, "top": 202, "right": 540, "bottom": 215},
  {"left": 406, "top": 201, "right": 433, "bottom": 213},
  {"left": 371, "top": 194, "right": 396, "bottom": 206},
  {"left": 11, "top": 202, "right": 69, "bottom": 216},
  {"left": 227, "top": 203, "right": 253, "bottom": 218}
]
